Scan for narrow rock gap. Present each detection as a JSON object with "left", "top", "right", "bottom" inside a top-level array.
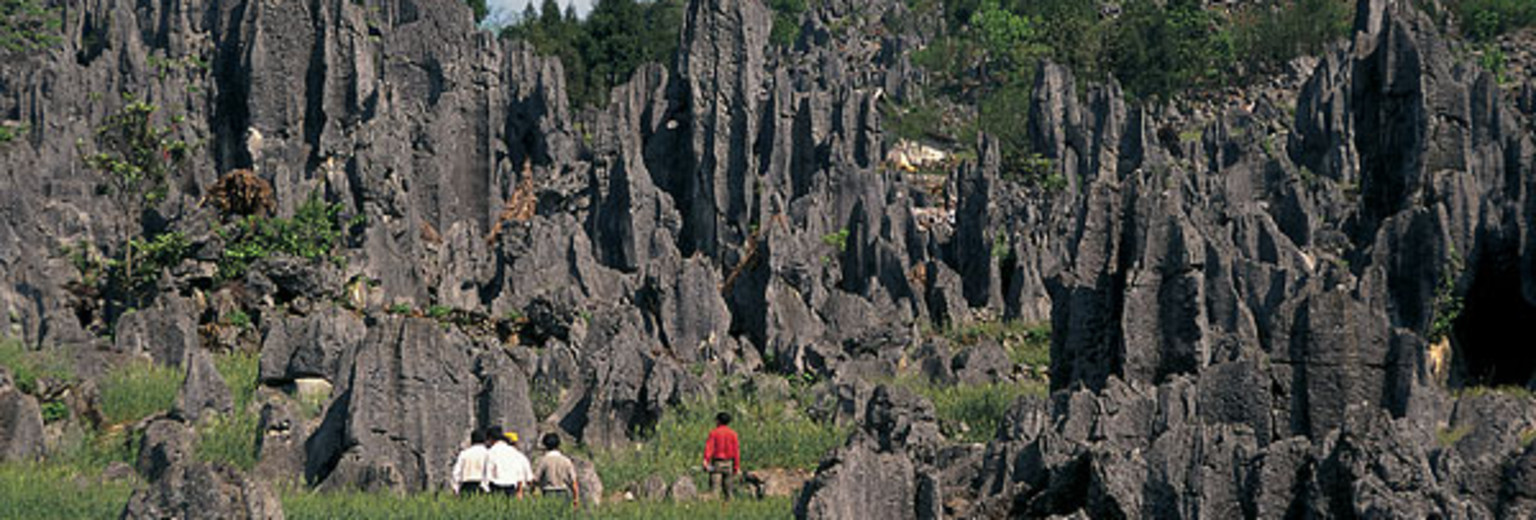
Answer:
[{"left": 1450, "top": 251, "right": 1536, "bottom": 389}]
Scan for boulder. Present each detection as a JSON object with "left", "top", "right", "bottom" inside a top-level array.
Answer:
[
  {"left": 122, "top": 462, "right": 284, "bottom": 520},
  {"left": 175, "top": 349, "right": 233, "bottom": 423},
  {"left": 0, "top": 385, "right": 44, "bottom": 462},
  {"left": 668, "top": 475, "right": 698, "bottom": 501}
]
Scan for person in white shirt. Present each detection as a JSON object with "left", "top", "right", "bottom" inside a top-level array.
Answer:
[
  {"left": 450, "top": 430, "right": 490, "bottom": 496},
  {"left": 485, "top": 426, "right": 535, "bottom": 498}
]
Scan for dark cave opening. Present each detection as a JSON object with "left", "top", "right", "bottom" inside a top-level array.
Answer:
[{"left": 1450, "top": 256, "right": 1536, "bottom": 389}]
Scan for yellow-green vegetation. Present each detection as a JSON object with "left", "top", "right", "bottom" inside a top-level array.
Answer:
[
  {"left": 1437, "top": 424, "right": 1473, "bottom": 447},
  {"left": 0, "top": 463, "right": 134, "bottom": 520},
  {"left": 0, "top": 0, "right": 63, "bottom": 53},
  {"left": 1454, "top": 385, "right": 1536, "bottom": 400},
  {"left": 936, "top": 319, "right": 1052, "bottom": 369},
  {"left": 217, "top": 191, "right": 359, "bottom": 280},
  {"left": 283, "top": 490, "right": 793, "bottom": 519},
  {"left": 99, "top": 359, "right": 183, "bottom": 425},
  {"left": 195, "top": 351, "right": 262, "bottom": 470},
  {"left": 0, "top": 338, "right": 75, "bottom": 395},
  {"left": 1455, "top": 0, "right": 1536, "bottom": 41},
  {"left": 893, "top": 376, "right": 1046, "bottom": 443},
  {"left": 586, "top": 384, "right": 847, "bottom": 494},
  {"left": 1520, "top": 428, "right": 1536, "bottom": 448}
]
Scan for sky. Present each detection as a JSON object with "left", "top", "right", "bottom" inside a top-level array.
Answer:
[{"left": 487, "top": 0, "right": 594, "bottom": 20}]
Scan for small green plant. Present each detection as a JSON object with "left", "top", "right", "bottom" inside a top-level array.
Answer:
[
  {"left": 1520, "top": 427, "right": 1536, "bottom": 448},
  {"left": 0, "top": 0, "right": 63, "bottom": 53},
  {"left": 822, "top": 228, "right": 850, "bottom": 253},
  {"left": 387, "top": 303, "right": 412, "bottom": 315},
  {"left": 768, "top": 0, "right": 807, "bottom": 47},
  {"left": 225, "top": 309, "right": 251, "bottom": 330},
  {"left": 426, "top": 304, "right": 452, "bottom": 319},
  {"left": 218, "top": 191, "right": 358, "bottom": 280},
  {"left": 40, "top": 401, "right": 68, "bottom": 423},
  {"left": 1437, "top": 424, "right": 1473, "bottom": 447},
  {"left": 98, "top": 359, "right": 183, "bottom": 425},
  {"left": 991, "top": 234, "right": 1011, "bottom": 260},
  {"left": 1475, "top": 43, "right": 1509, "bottom": 84},
  {"left": 1430, "top": 249, "right": 1465, "bottom": 342},
  {"left": 0, "top": 122, "right": 27, "bottom": 143}
]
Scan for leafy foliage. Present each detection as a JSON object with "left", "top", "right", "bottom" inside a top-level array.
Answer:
[
  {"left": 195, "top": 411, "right": 261, "bottom": 470},
  {"left": 1455, "top": 0, "right": 1536, "bottom": 41},
  {"left": 821, "top": 228, "right": 850, "bottom": 252},
  {"left": 769, "top": 0, "right": 808, "bottom": 47},
  {"left": 500, "top": 0, "right": 685, "bottom": 108},
  {"left": 218, "top": 191, "right": 357, "bottom": 280},
  {"left": 0, "top": 0, "right": 62, "bottom": 53},
  {"left": 83, "top": 96, "right": 189, "bottom": 222},
  {"left": 0, "top": 122, "right": 27, "bottom": 143}
]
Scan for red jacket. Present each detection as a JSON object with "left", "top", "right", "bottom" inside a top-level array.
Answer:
[{"left": 703, "top": 425, "right": 740, "bottom": 473}]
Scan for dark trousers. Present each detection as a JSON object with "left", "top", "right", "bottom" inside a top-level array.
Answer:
[
  {"left": 459, "top": 481, "right": 484, "bottom": 496},
  {"left": 708, "top": 459, "right": 735, "bottom": 499},
  {"left": 490, "top": 483, "right": 518, "bottom": 497}
]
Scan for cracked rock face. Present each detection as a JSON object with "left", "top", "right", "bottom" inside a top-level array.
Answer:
[{"left": 2, "top": 0, "right": 1535, "bottom": 516}]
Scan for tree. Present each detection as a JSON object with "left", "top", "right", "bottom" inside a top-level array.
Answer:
[{"left": 465, "top": 0, "right": 488, "bottom": 23}]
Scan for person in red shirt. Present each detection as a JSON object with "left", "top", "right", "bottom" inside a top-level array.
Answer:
[{"left": 702, "top": 411, "right": 741, "bottom": 499}]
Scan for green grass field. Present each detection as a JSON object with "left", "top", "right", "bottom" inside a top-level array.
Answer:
[{"left": 283, "top": 490, "right": 793, "bottom": 519}]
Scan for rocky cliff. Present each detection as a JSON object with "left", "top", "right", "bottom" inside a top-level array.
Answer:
[{"left": 1, "top": 0, "right": 1534, "bottom": 518}]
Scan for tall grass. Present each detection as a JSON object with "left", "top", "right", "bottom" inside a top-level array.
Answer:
[
  {"left": 283, "top": 490, "right": 793, "bottom": 519},
  {"left": 892, "top": 377, "right": 1048, "bottom": 443},
  {"left": 0, "top": 463, "right": 133, "bottom": 519},
  {"left": 0, "top": 338, "right": 75, "bottom": 394},
  {"left": 587, "top": 384, "right": 847, "bottom": 493},
  {"left": 195, "top": 351, "right": 263, "bottom": 470},
  {"left": 99, "top": 359, "right": 183, "bottom": 425}
]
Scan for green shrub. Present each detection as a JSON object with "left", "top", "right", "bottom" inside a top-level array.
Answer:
[
  {"left": 225, "top": 309, "right": 252, "bottom": 330},
  {"left": 500, "top": 0, "right": 684, "bottom": 108},
  {"left": 1437, "top": 424, "right": 1473, "bottom": 446},
  {"left": 39, "top": 401, "right": 67, "bottom": 423},
  {"left": 1111, "top": 0, "right": 1236, "bottom": 100},
  {"left": 1456, "top": 0, "right": 1536, "bottom": 41},
  {"left": 0, "top": 122, "right": 28, "bottom": 143},
  {"left": 1231, "top": 0, "right": 1352, "bottom": 74},
  {"left": 99, "top": 360, "right": 183, "bottom": 425},
  {"left": 0, "top": 338, "right": 75, "bottom": 395},
  {"left": 427, "top": 305, "right": 453, "bottom": 319},
  {"left": 218, "top": 191, "right": 357, "bottom": 280},
  {"left": 821, "top": 228, "right": 850, "bottom": 253},
  {"left": 0, "top": 463, "right": 134, "bottom": 520},
  {"left": 387, "top": 303, "right": 413, "bottom": 315},
  {"left": 769, "top": 0, "right": 807, "bottom": 47},
  {"left": 0, "top": 0, "right": 63, "bottom": 53}
]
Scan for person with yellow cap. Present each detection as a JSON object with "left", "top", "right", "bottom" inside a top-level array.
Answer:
[{"left": 486, "top": 426, "right": 534, "bottom": 498}]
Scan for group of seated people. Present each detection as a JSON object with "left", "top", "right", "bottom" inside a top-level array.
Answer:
[{"left": 451, "top": 427, "right": 580, "bottom": 507}]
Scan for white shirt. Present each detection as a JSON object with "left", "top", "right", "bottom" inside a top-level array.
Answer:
[
  {"left": 487, "top": 442, "right": 534, "bottom": 487},
  {"left": 451, "top": 444, "right": 490, "bottom": 493}
]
